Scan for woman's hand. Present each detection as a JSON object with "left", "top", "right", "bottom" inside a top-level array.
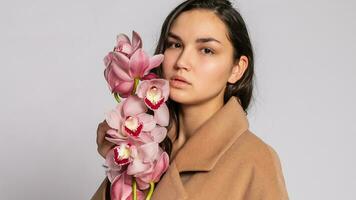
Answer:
[{"left": 96, "top": 120, "right": 115, "bottom": 158}]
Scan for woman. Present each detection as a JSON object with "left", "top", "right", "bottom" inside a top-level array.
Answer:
[{"left": 92, "top": 0, "right": 289, "bottom": 199}]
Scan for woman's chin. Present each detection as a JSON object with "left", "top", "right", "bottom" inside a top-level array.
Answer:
[{"left": 169, "top": 90, "right": 193, "bottom": 104}]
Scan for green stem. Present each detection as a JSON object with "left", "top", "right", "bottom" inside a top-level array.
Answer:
[
  {"left": 145, "top": 182, "right": 155, "bottom": 200},
  {"left": 131, "top": 78, "right": 140, "bottom": 95},
  {"left": 132, "top": 177, "right": 137, "bottom": 200},
  {"left": 114, "top": 93, "right": 121, "bottom": 103}
]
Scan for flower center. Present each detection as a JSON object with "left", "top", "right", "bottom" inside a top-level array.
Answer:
[
  {"left": 124, "top": 116, "right": 143, "bottom": 137},
  {"left": 125, "top": 116, "right": 139, "bottom": 130},
  {"left": 113, "top": 144, "right": 131, "bottom": 166},
  {"left": 146, "top": 86, "right": 162, "bottom": 103},
  {"left": 144, "top": 86, "right": 164, "bottom": 110}
]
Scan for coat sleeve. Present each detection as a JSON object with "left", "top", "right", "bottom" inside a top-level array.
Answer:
[
  {"left": 244, "top": 145, "right": 289, "bottom": 200},
  {"left": 91, "top": 177, "right": 110, "bottom": 200}
]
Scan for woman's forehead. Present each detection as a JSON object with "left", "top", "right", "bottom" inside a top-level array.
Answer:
[{"left": 169, "top": 9, "right": 229, "bottom": 44}]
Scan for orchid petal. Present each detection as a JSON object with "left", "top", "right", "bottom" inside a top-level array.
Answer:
[
  {"left": 142, "top": 73, "right": 158, "bottom": 80},
  {"left": 105, "top": 148, "right": 123, "bottom": 171},
  {"left": 106, "top": 129, "right": 127, "bottom": 140},
  {"left": 154, "top": 103, "right": 169, "bottom": 126},
  {"left": 150, "top": 126, "right": 167, "bottom": 143},
  {"left": 136, "top": 151, "right": 169, "bottom": 184},
  {"left": 143, "top": 54, "right": 164, "bottom": 75},
  {"left": 112, "top": 81, "right": 134, "bottom": 98},
  {"left": 138, "top": 142, "right": 159, "bottom": 163},
  {"left": 137, "top": 131, "right": 154, "bottom": 143},
  {"left": 137, "top": 113, "right": 156, "bottom": 131},
  {"left": 118, "top": 41, "right": 133, "bottom": 56},
  {"left": 104, "top": 52, "right": 113, "bottom": 68},
  {"left": 129, "top": 49, "right": 149, "bottom": 78},
  {"left": 104, "top": 67, "right": 117, "bottom": 92},
  {"left": 105, "top": 110, "right": 121, "bottom": 129},
  {"left": 105, "top": 168, "right": 122, "bottom": 183},
  {"left": 111, "top": 52, "right": 132, "bottom": 79},
  {"left": 105, "top": 136, "right": 127, "bottom": 145},
  {"left": 160, "top": 80, "right": 170, "bottom": 101},
  {"left": 135, "top": 178, "right": 150, "bottom": 190},
  {"left": 127, "top": 159, "right": 151, "bottom": 176},
  {"left": 136, "top": 80, "right": 150, "bottom": 99},
  {"left": 111, "top": 174, "right": 132, "bottom": 200},
  {"left": 131, "top": 30, "right": 143, "bottom": 52},
  {"left": 122, "top": 96, "right": 147, "bottom": 117},
  {"left": 152, "top": 152, "right": 169, "bottom": 182},
  {"left": 116, "top": 33, "right": 131, "bottom": 45}
]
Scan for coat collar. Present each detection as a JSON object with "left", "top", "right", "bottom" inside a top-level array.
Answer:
[
  {"left": 172, "top": 96, "right": 249, "bottom": 173},
  {"left": 152, "top": 96, "right": 249, "bottom": 199}
]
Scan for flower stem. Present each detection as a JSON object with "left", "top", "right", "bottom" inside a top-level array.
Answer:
[
  {"left": 145, "top": 182, "right": 155, "bottom": 200},
  {"left": 131, "top": 78, "right": 140, "bottom": 95},
  {"left": 132, "top": 177, "right": 137, "bottom": 200},
  {"left": 114, "top": 93, "right": 121, "bottom": 103}
]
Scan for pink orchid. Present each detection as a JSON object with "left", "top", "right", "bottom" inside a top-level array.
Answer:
[
  {"left": 126, "top": 142, "right": 161, "bottom": 176},
  {"left": 113, "top": 143, "right": 132, "bottom": 166},
  {"left": 111, "top": 171, "right": 145, "bottom": 200},
  {"left": 138, "top": 126, "right": 167, "bottom": 144},
  {"left": 114, "top": 31, "right": 142, "bottom": 58},
  {"left": 102, "top": 31, "right": 170, "bottom": 200},
  {"left": 105, "top": 149, "right": 123, "bottom": 182},
  {"left": 105, "top": 144, "right": 131, "bottom": 183},
  {"left": 105, "top": 96, "right": 157, "bottom": 144},
  {"left": 137, "top": 79, "right": 170, "bottom": 127},
  {"left": 106, "top": 142, "right": 163, "bottom": 181},
  {"left": 135, "top": 151, "right": 170, "bottom": 190},
  {"left": 104, "top": 49, "right": 163, "bottom": 98}
]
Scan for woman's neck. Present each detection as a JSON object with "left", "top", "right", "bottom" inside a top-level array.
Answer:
[{"left": 177, "top": 95, "right": 225, "bottom": 145}]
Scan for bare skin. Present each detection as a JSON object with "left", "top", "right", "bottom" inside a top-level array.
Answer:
[{"left": 162, "top": 9, "right": 248, "bottom": 155}]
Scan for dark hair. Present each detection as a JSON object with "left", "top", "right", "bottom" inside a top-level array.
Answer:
[{"left": 154, "top": 0, "right": 255, "bottom": 157}]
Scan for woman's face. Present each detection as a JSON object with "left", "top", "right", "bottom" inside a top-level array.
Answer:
[{"left": 162, "top": 9, "right": 243, "bottom": 105}]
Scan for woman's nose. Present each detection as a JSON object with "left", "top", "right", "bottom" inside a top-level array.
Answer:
[{"left": 175, "top": 47, "right": 192, "bottom": 71}]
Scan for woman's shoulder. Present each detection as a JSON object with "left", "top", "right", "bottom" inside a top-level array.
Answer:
[
  {"left": 223, "top": 130, "right": 284, "bottom": 171},
  {"left": 218, "top": 130, "right": 289, "bottom": 199}
]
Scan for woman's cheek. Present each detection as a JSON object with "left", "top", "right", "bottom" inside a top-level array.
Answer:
[
  {"left": 199, "top": 64, "right": 229, "bottom": 91},
  {"left": 162, "top": 57, "right": 173, "bottom": 77},
  {"left": 163, "top": 51, "right": 180, "bottom": 69}
]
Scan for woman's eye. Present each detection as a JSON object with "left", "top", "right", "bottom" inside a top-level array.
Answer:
[
  {"left": 201, "top": 48, "right": 214, "bottom": 55},
  {"left": 167, "top": 42, "right": 181, "bottom": 49}
]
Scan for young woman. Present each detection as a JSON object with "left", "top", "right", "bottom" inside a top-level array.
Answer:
[{"left": 92, "top": 0, "right": 289, "bottom": 199}]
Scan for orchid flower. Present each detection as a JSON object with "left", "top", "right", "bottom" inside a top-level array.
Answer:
[
  {"left": 106, "top": 142, "right": 164, "bottom": 185},
  {"left": 102, "top": 31, "right": 170, "bottom": 200},
  {"left": 135, "top": 151, "right": 170, "bottom": 190},
  {"left": 105, "top": 96, "right": 157, "bottom": 144},
  {"left": 104, "top": 48, "right": 163, "bottom": 98},
  {"left": 126, "top": 142, "right": 160, "bottom": 176},
  {"left": 110, "top": 171, "right": 145, "bottom": 200},
  {"left": 138, "top": 126, "right": 167, "bottom": 144},
  {"left": 104, "top": 148, "right": 123, "bottom": 183},
  {"left": 114, "top": 31, "right": 142, "bottom": 58},
  {"left": 137, "top": 79, "right": 170, "bottom": 126}
]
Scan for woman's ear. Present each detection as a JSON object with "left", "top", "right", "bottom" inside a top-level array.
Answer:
[{"left": 228, "top": 55, "right": 248, "bottom": 84}]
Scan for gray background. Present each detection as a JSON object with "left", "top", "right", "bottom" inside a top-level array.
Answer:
[{"left": 1, "top": 0, "right": 355, "bottom": 199}]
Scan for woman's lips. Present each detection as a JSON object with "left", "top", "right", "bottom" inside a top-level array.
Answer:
[
  {"left": 170, "top": 75, "right": 190, "bottom": 84},
  {"left": 169, "top": 78, "right": 191, "bottom": 88}
]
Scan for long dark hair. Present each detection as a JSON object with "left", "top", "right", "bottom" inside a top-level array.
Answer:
[{"left": 154, "top": 0, "right": 255, "bottom": 157}]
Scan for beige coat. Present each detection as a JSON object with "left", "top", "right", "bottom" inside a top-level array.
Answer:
[{"left": 91, "top": 96, "right": 289, "bottom": 200}]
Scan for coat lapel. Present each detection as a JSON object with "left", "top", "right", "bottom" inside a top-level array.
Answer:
[
  {"left": 152, "top": 96, "right": 249, "bottom": 199},
  {"left": 151, "top": 160, "right": 189, "bottom": 200},
  {"left": 175, "top": 96, "right": 249, "bottom": 173}
]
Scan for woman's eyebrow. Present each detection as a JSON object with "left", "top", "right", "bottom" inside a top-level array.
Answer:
[{"left": 168, "top": 32, "right": 221, "bottom": 44}]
